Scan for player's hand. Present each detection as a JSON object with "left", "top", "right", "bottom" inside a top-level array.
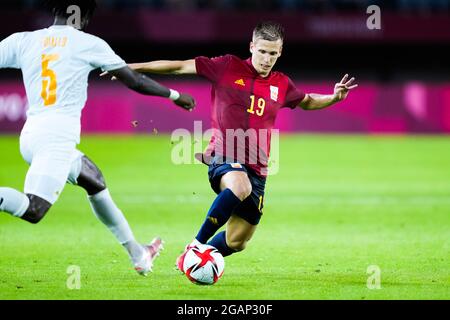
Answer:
[
  {"left": 174, "top": 93, "right": 196, "bottom": 111},
  {"left": 333, "top": 74, "right": 358, "bottom": 101}
]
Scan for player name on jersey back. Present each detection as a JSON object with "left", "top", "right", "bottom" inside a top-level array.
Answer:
[{"left": 43, "top": 36, "right": 68, "bottom": 48}]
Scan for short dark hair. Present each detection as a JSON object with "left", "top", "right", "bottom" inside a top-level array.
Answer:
[
  {"left": 253, "top": 21, "right": 285, "bottom": 42},
  {"left": 44, "top": 0, "right": 97, "bottom": 19}
]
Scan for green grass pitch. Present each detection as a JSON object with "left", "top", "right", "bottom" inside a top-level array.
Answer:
[{"left": 0, "top": 134, "right": 449, "bottom": 300}]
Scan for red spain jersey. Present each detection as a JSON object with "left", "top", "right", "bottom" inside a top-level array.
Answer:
[{"left": 195, "top": 54, "right": 305, "bottom": 177}]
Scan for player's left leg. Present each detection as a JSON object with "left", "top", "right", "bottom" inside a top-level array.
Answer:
[
  {"left": 226, "top": 215, "right": 258, "bottom": 252},
  {"left": 194, "top": 170, "right": 251, "bottom": 244},
  {"left": 207, "top": 167, "right": 265, "bottom": 257},
  {"left": 67, "top": 153, "right": 163, "bottom": 276},
  {"left": 175, "top": 157, "right": 251, "bottom": 272},
  {"left": 208, "top": 214, "right": 258, "bottom": 256}
]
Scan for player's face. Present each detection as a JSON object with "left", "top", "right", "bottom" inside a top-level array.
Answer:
[{"left": 250, "top": 38, "right": 283, "bottom": 77}]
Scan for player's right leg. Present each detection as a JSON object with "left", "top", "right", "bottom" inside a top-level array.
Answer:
[
  {"left": 207, "top": 171, "right": 265, "bottom": 257},
  {"left": 67, "top": 153, "right": 163, "bottom": 276},
  {"left": 203, "top": 158, "right": 266, "bottom": 258},
  {"left": 0, "top": 188, "right": 51, "bottom": 224},
  {"left": 176, "top": 158, "right": 252, "bottom": 272},
  {"left": 1, "top": 131, "right": 73, "bottom": 224},
  {"left": 195, "top": 166, "right": 252, "bottom": 245}
]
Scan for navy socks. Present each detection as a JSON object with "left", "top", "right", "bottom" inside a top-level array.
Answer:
[
  {"left": 195, "top": 188, "right": 241, "bottom": 243},
  {"left": 208, "top": 231, "right": 236, "bottom": 257}
]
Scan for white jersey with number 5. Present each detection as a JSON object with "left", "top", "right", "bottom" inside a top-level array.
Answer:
[{"left": 0, "top": 25, "right": 126, "bottom": 143}]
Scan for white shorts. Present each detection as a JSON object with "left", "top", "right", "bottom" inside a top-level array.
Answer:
[{"left": 19, "top": 130, "right": 84, "bottom": 204}]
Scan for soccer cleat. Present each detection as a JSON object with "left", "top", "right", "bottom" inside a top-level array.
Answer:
[
  {"left": 175, "top": 243, "right": 198, "bottom": 274},
  {"left": 134, "top": 237, "right": 164, "bottom": 276}
]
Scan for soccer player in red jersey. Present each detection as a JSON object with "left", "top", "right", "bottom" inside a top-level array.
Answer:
[{"left": 107, "top": 21, "right": 358, "bottom": 269}]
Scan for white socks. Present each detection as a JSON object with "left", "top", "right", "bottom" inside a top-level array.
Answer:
[
  {"left": 0, "top": 187, "right": 30, "bottom": 218},
  {"left": 123, "top": 241, "right": 146, "bottom": 264},
  {"left": 88, "top": 189, "right": 140, "bottom": 256}
]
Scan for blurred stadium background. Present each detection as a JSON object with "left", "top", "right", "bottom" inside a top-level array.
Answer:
[
  {"left": 1, "top": 1, "right": 449, "bottom": 300},
  {"left": 1, "top": 0, "right": 450, "bottom": 134}
]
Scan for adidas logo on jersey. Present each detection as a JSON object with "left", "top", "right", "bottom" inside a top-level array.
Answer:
[{"left": 234, "top": 79, "right": 245, "bottom": 86}]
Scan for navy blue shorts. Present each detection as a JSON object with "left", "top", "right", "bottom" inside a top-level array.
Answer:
[{"left": 208, "top": 156, "right": 266, "bottom": 225}]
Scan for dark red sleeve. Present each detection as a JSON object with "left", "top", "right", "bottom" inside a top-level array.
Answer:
[
  {"left": 195, "top": 55, "right": 232, "bottom": 83},
  {"left": 283, "top": 77, "right": 306, "bottom": 109}
]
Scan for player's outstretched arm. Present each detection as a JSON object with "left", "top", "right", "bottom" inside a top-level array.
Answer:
[
  {"left": 108, "top": 66, "right": 196, "bottom": 111},
  {"left": 299, "top": 74, "right": 358, "bottom": 110},
  {"left": 129, "top": 59, "right": 197, "bottom": 75},
  {"left": 101, "top": 60, "right": 197, "bottom": 78}
]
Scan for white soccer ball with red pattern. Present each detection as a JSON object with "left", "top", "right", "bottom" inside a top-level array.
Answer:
[{"left": 183, "top": 244, "right": 225, "bottom": 285}]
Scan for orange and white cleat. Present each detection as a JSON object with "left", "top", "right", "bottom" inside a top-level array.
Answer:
[{"left": 134, "top": 237, "right": 164, "bottom": 276}]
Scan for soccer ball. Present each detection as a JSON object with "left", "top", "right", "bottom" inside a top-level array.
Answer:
[{"left": 182, "top": 244, "right": 225, "bottom": 285}]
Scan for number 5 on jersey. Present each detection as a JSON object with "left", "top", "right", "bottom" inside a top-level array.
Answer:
[{"left": 41, "top": 54, "right": 59, "bottom": 106}]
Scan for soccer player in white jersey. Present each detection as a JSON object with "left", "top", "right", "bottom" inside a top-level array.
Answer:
[{"left": 0, "top": 0, "right": 196, "bottom": 276}]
